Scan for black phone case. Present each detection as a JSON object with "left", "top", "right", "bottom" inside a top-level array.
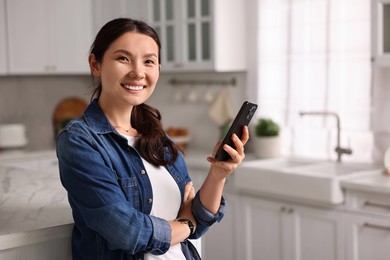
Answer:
[{"left": 214, "top": 101, "right": 258, "bottom": 161}]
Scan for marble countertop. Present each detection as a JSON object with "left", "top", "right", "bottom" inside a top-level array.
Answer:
[
  {"left": 0, "top": 150, "right": 73, "bottom": 249},
  {"left": 0, "top": 148, "right": 212, "bottom": 249}
]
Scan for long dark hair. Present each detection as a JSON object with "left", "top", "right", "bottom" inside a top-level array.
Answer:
[{"left": 89, "top": 18, "right": 179, "bottom": 166}]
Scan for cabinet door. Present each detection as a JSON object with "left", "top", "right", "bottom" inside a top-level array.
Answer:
[
  {"left": 372, "top": 0, "right": 390, "bottom": 66},
  {"left": 7, "top": 0, "right": 50, "bottom": 74},
  {"left": 346, "top": 214, "right": 390, "bottom": 260},
  {"left": 237, "top": 196, "right": 285, "bottom": 260},
  {"left": 92, "top": 0, "right": 128, "bottom": 35},
  {"left": 148, "top": 0, "right": 245, "bottom": 72},
  {"left": 149, "top": 0, "right": 212, "bottom": 71},
  {"left": 92, "top": 0, "right": 149, "bottom": 36},
  {"left": 149, "top": 0, "right": 181, "bottom": 69},
  {"left": 49, "top": 0, "right": 92, "bottom": 74},
  {"left": 7, "top": 0, "right": 92, "bottom": 74},
  {"left": 291, "top": 205, "right": 345, "bottom": 260},
  {"left": 0, "top": 0, "right": 7, "bottom": 74},
  {"left": 202, "top": 191, "right": 238, "bottom": 260},
  {"left": 238, "top": 196, "right": 344, "bottom": 260},
  {"left": 181, "top": 0, "right": 213, "bottom": 69}
]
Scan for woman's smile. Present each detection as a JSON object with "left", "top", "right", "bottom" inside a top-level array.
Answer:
[{"left": 122, "top": 85, "right": 144, "bottom": 91}]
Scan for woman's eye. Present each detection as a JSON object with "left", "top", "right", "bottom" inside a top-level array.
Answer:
[
  {"left": 145, "top": 59, "right": 155, "bottom": 65},
  {"left": 118, "top": 56, "right": 129, "bottom": 62}
]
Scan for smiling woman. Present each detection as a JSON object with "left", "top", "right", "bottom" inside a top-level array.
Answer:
[{"left": 56, "top": 18, "right": 249, "bottom": 260}]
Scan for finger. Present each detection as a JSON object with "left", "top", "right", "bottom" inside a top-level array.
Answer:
[
  {"left": 240, "top": 126, "right": 250, "bottom": 145},
  {"left": 183, "top": 182, "right": 193, "bottom": 201},
  {"left": 212, "top": 140, "right": 222, "bottom": 157},
  {"left": 188, "top": 186, "right": 196, "bottom": 199},
  {"left": 223, "top": 142, "right": 242, "bottom": 162},
  {"left": 231, "top": 134, "right": 245, "bottom": 155}
]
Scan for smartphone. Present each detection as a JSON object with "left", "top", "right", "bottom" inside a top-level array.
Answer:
[{"left": 214, "top": 101, "right": 258, "bottom": 161}]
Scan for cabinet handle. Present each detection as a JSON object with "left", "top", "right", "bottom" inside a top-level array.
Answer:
[
  {"left": 363, "top": 222, "right": 390, "bottom": 232},
  {"left": 280, "top": 207, "right": 294, "bottom": 214},
  {"left": 364, "top": 201, "right": 390, "bottom": 211}
]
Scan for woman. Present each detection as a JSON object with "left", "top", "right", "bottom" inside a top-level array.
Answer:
[{"left": 56, "top": 18, "right": 248, "bottom": 260}]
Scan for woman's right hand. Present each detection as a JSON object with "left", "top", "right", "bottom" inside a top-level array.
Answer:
[
  {"left": 178, "top": 181, "right": 196, "bottom": 223},
  {"left": 169, "top": 181, "right": 196, "bottom": 245}
]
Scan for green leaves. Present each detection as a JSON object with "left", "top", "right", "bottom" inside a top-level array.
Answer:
[{"left": 255, "top": 118, "right": 280, "bottom": 137}]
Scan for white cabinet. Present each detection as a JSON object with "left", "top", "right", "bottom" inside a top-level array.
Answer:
[
  {"left": 187, "top": 165, "right": 238, "bottom": 260},
  {"left": 0, "top": 0, "right": 7, "bottom": 74},
  {"left": 6, "top": 0, "right": 93, "bottom": 75},
  {"left": 92, "top": 0, "right": 149, "bottom": 36},
  {"left": 345, "top": 214, "right": 390, "bottom": 260},
  {"left": 372, "top": 0, "right": 390, "bottom": 66},
  {"left": 202, "top": 191, "right": 238, "bottom": 260},
  {"left": 237, "top": 195, "right": 345, "bottom": 260},
  {"left": 344, "top": 190, "right": 390, "bottom": 260},
  {"left": 148, "top": 0, "right": 246, "bottom": 72}
]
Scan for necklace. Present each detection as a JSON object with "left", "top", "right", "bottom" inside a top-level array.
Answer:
[{"left": 114, "top": 125, "right": 131, "bottom": 133}]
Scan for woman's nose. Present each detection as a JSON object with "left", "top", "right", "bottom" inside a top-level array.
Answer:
[{"left": 128, "top": 63, "right": 145, "bottom": 79}]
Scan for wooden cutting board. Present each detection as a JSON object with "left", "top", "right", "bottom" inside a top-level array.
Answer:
[{"left": 53, "top": 97, "right": 88, "bottom": 135}]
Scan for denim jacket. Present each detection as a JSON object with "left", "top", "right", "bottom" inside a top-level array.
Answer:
[{"left": 56, "top": 99, "right": 226, "bottom": 260}]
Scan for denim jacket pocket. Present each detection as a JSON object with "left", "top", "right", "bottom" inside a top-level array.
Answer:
[{"left": 117, "top": 177, "right": 140, "bottom": 209}]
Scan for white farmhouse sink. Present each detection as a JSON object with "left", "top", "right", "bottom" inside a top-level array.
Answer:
[{"left": 234, "top": 157, "right": 380, "bottom": 205}]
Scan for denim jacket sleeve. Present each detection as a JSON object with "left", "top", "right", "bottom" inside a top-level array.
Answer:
[
  {"left": 168, "top": 150, "right": 227, "bottom": 240},
  {"left": 190, "top": 191, "right": 226, "bottom": 239},
  {"left": 56, "top": 126, "right": 171, "bottom": 255}
]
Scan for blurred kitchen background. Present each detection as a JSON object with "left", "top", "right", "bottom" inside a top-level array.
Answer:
[
  {"left": 2, "top": 0, "right": 390, "bottom": 259},
  {"left": 1, "top": 0, "right": 390, "bottom": 162}
]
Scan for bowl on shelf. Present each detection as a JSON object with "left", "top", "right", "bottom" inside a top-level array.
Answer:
[{"left": 166, "top": 127, "right": 190, "bottom": 154}]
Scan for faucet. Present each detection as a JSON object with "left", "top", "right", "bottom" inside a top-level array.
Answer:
[{"left": 299, "top": 111, "right": 352, "bottom": 162}]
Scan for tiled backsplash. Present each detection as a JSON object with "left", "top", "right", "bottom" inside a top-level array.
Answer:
[{"left": 0, "top": 76, "right": 91, "bottom": 150}]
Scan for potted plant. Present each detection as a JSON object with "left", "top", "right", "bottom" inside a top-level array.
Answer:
[{"left": 253, "top": 118, "right": 281, "bottom": 158}]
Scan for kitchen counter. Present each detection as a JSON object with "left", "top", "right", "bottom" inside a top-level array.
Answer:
[
  {"left": 3, "top": 147, "right": 389, "bottom": 258},
  {"left": 0, "top": 150, "right": 73, "bottom": 251},
  {"left": 0, "top": 148, "right": 213, "bottom": 253},
  {"left": 340, "top": 169, "right": 390, "bottom": 195}
]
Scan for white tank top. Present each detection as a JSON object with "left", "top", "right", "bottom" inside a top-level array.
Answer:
[{"left": 123, "top": 135, "right": 185, "bottom": 260}]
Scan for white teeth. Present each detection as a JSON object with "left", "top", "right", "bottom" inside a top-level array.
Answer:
[{"left": 124, "top": 85, "right": 143, "bottom": 90}]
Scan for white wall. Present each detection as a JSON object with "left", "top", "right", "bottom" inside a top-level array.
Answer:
[{"left": 372, "top": 67, "right": 390, "bottom": 161}]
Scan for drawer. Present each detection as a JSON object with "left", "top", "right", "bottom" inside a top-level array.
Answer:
[{"left": 345, "top": 190, "right": 390, "bottom": 217}]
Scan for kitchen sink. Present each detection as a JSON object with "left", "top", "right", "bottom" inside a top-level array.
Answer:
[
  {"left": 234, "top": 157, "right": 380, "bottom": 205},
  {"left": 288, "top": 161, "right": 377, "bottom": 176}
]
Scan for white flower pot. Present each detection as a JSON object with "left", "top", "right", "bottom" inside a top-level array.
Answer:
[{"left": 253, "top": 136, "right": 281, "bottom": 159}]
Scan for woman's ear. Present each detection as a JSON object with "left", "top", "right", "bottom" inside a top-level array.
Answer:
[{"left": 89, "top": 54, "right": 101, "bottom": 77}]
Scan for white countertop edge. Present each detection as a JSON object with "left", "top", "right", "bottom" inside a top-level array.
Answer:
[
  {"left": 341, "top": 179, "right": 390, "bottom": 196},
  {"left": 0, "top": 149, "right": 56, "bottom": 161},
  {"left": 0, "top": 223, "right": 73, "bottom": 250}
]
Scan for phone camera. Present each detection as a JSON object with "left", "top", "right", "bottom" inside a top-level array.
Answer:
[{"left": 246, "top": 112, "right": 253, "bottom": 121}]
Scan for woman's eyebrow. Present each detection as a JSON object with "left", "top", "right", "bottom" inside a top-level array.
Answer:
[
  {"left": 113, "top": 49, "right": 158, "bottom": 59},
  {"left": 113, "top": 49, "right": 131, "bottom": 56}
]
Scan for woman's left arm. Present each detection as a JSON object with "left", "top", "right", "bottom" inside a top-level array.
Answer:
[{"left": 199, "top": 126, "right": 249, "bottom": 214}]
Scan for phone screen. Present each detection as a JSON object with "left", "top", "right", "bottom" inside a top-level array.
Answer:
[{"left": 214, "top": 101, "right": 258, "bottom": 161}]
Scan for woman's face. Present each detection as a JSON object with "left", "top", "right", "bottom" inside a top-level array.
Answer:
[{"left": 90, "top": 31, "right": 160, "bottom": 107}]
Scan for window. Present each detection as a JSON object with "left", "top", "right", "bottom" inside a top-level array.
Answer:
[{"left": 248, "top": 0, "right": 373, "bottom": 161}]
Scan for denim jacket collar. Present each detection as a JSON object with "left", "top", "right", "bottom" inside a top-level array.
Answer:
[{"left": 83, "top": 99, "right": 116, "bottom": 135}]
